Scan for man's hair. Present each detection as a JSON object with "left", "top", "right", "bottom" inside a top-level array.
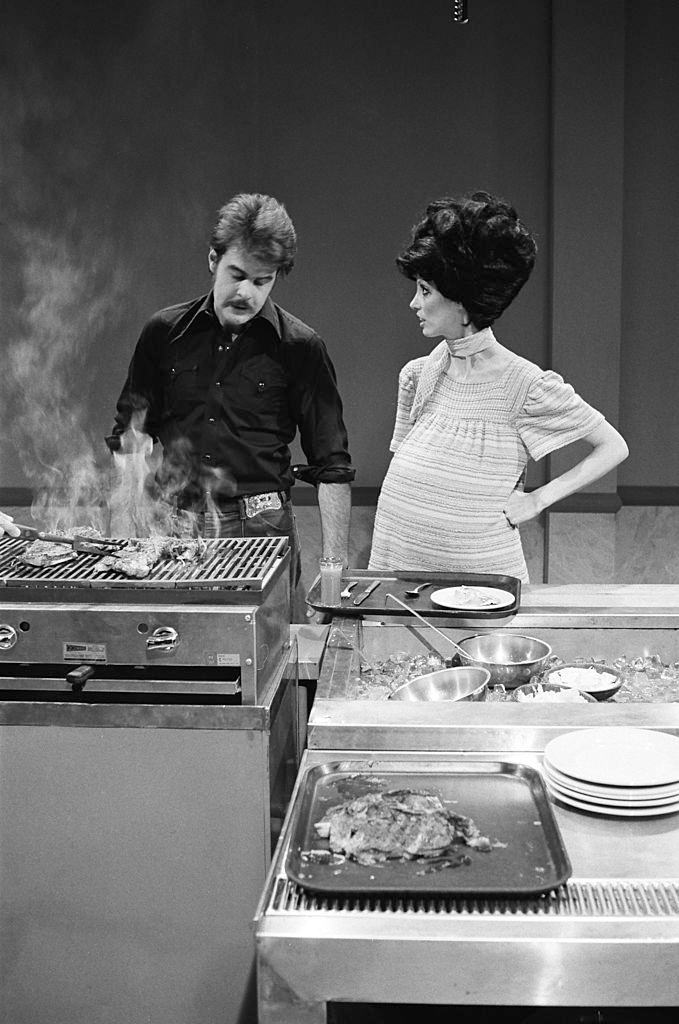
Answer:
[
  {"left": 396, "top": 190, "right": 537, "bottom": 328},
  {"left": 210, "top": 193, "right": 297, "bottom": 275}
]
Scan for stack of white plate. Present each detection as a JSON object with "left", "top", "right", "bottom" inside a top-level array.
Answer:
[{"left": 543, "top": 727, "right": 679, "bottom": 817}]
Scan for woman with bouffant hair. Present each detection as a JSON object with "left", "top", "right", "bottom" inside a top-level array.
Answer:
[{"left": 368, "top": 191, "right": 628, "bottom": 581}]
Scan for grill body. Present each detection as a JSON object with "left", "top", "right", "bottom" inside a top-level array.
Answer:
[
  {"left": 0, "top": 534, "right": 300, "bottom": 1023},
  {"left": 0, "top": 535, "right": 290, "bottom": 703}
]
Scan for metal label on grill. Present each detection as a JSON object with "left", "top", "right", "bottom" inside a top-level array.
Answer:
[{"left": 63, "top": 642, "right": 108, "bottom": 663}]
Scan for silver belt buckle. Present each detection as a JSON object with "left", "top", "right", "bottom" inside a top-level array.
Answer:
[{"left": 243, "top": 491, "right": 282, "bottom": 518}]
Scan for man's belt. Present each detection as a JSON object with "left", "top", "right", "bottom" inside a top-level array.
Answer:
[
  {"left": 241, "top": 491, "right": 283, "bottom": 518},
  {"left": 208, "top": 490, "right": 290, "bottom": 519}
]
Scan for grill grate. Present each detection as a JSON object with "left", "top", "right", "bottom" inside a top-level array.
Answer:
[
  {"left": 0, "top": 535, "right": 288, "bottom": 590},
  {"left": 269, "top": 877, "right": 679, "bottom": 918}
]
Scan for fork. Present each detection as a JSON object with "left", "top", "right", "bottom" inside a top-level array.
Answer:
[
  {"left": 340, "top": 580, "right": 358, "bottom": 599},
  {"left": 404, "top": 582, "right": 432, "bottom": 598}
]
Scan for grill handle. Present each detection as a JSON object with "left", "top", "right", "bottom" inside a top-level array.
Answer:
[
  {"left": 67, "top": 664, "right": 95, "bottom": 692},
  {"left": 146, "top": 626, "right": 180, "bottom": 653}
]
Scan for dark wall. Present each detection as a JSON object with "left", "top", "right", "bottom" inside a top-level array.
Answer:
[
  {"left": 0, "top": 0, "right": 549, "bottom": 495},
  {"left": 619, "top": 0, "right": 679, "bottom": 486},
  {"left": 1, "top": 0, "right": 677, "bottom": 497}
]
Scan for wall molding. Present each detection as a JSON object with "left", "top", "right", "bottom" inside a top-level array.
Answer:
[{"left": 2, "top": 485, "right": 676, "bottom": 511}]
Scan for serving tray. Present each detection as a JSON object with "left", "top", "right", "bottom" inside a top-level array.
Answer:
[
  {"left": 285, "top": 759, "right": 571, "bottom": 896},
  {"left": 306, "top": 569, "right": 521, "bottom": 619}
]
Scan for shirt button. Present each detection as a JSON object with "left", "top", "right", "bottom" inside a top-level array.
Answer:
[
  {"left": 202, "top": 454, "right": 212, "bottom": 463},
  {"left": 208, "top": 417, "right": 215, "bottom": 423},
  {"left": 215, "top": 381, "right": 222, "bottom": 387},
  {"left": 217, "top": 344, "right": 224, "bottom": 353}
]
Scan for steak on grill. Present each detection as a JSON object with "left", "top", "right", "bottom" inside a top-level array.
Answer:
[
  {"left": 18, "top": 526, "right": 105, "bottom": 568},
  {"left": 313, "top": 788, "right": 492, "bottom": 866},
  {"left": 94, "top": 536, "right": 207, "bottom": 578},
  {"left": 18, "top": 540, "right": 79, "bottom": 568}
]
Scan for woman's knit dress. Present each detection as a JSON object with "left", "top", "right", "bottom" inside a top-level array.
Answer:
[{"left": 368, "top": 334, "right": 604, "bottom": 583}]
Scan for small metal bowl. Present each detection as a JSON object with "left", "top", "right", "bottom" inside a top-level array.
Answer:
[
  {"left": 454, "top": 632, "right": 552, "bottom": 689},
  {"left": 512, "top": 681, "right": 597, "bottom": 703},
  {"left": 539, "top": 662, "right": 623, "bottom": 701},
  {"left": 389, "top": 665, "right": 490, "bottom": 702}
]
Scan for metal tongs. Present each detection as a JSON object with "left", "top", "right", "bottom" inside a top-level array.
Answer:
[{"left": 15, "top": 524, "right": 127, "bottom": 555}]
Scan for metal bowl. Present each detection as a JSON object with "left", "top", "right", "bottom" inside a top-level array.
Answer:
[
  {"left": 388, "top": 665, "right": 490, "bottom": 702},
  {"left": 512, "top": 681, "right": 597, "bottom": 703},
  {"left": 454, "top": 632, "right": 552, "bottom": 689},
  {"left": 539, "top": 662, "right": 623, "bottom": 701}
]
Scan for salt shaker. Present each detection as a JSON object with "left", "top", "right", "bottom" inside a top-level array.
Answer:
[{"left": 319, "top": 556, "right": 343, "bottom": 606}]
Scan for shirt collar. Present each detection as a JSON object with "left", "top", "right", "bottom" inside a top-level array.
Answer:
[{"left": 170, "top": 293, "right": 282, "bottom": 344}]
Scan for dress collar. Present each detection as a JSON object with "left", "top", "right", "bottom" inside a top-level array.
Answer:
[
  {"left": 446, "top": 326, "right": 496, "bottom": 358},
  {"left": 409, "top": 328, "right": 497, "bottom": 422}
]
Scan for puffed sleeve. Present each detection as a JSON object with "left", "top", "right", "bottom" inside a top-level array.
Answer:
[
  {"left": 516, "top": 370, "right": 605, "bottom": 462},
  {"left": 389, "top": 361, "right": 420, "bottom": 452}
]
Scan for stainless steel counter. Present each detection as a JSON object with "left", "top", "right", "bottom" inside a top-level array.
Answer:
[
  {"left": 256, "top": 742, "right": 679, "bottom": 1022},
  {"left": 253, "top": 586, "right": 679, "bottom": 1022},
  {"left": 310, "top": 584, "right": 679, "bottom": 738}
]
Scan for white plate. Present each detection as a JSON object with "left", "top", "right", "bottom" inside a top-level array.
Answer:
[
  {"left": 544, "top": 727, "right": 679, "bottom": 788},
  {"left": 542, "top": 761, "right": 679, "bottom": 803},
  {"left": 542, "top": 765, "right": 679, "bottom": 808},
  {"left": 542, "top": 760, "right": 679, "bottom": 802},
  {"left": 547, "top": 784, "right": 679, "bottom": 818},
  {"left": 429, "top": 586, "right": 514, "bottom": 611}
]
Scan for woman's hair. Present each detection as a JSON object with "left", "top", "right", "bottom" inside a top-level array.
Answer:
[
  {"left": 396, "top": 191, "right": 537, "bottom": 328},
  {"left": 210, "top": 192, "right": 297, "bottom": 275}
]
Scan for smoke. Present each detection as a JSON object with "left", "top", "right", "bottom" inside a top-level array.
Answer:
[
  {"left": 0, "top": 3, "right": 225, "bottom": 537},
  {"left": 0, "top": 6, "right": 185, "bottom": 537},
  {"left": 0, "top": 224, "right": 128, "bottom": 529},
  {"left": 108, "top": 417, "right": 198, "bottom": 538}
]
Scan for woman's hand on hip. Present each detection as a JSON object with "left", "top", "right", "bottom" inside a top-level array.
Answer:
[{"left": 503, "top": 489, "right": 543, "bottom": 527}]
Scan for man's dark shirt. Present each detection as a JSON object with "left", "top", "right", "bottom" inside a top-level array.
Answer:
[{"left": 106, "top": 294, "right": 354, "bottom": 510}]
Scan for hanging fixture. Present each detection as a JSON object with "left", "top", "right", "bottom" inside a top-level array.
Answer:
[{"left": 451, "top": 1, "right": 469, "bottom": 23}]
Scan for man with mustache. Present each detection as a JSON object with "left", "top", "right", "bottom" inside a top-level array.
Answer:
[{"left": 107, "top": 193, "right": 353, "bottom": 620}]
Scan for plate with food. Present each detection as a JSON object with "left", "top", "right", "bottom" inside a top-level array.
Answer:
[
  {"left": 513, "top": 681, "right": 596, "bottom": 704},
  {"left": 429, "top": 585, "right": 515, "bottom": 611},
  {"left": 540, "top": 662, "right": 622, "bottom": 701}
]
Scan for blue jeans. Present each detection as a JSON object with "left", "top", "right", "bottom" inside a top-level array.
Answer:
[{"left": 201, "top": 497, "right": 307, "bottom": 622}]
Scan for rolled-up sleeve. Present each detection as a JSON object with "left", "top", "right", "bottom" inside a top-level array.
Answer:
[
  {"left": 516, "top": 370, "right": 605, "bottom": 462},
  {"left": 290, "top": 334, "right": 355, "bottom": 486}
]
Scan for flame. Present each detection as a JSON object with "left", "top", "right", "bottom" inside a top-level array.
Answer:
[{"left": 107, "top": 412, "right": 198, "bottom": 538}]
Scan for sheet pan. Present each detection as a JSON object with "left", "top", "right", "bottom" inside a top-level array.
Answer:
[
  {"left": 285, "top": 759, "right": 571, "bottom": 896},
  {"left": 306, "top": 570, "right": 521, "bottom": 620}
]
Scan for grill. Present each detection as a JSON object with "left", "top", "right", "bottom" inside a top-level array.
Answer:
[
  {"left": 0, "top": 534, "right": 291, "bottom": 703},
  {"left": 0, "top": 534, "right": 286, "bottom": 593}
]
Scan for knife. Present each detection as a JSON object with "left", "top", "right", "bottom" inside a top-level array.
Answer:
[{"left": 352, "top": 579, "right": 381, "bottom": 606}]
